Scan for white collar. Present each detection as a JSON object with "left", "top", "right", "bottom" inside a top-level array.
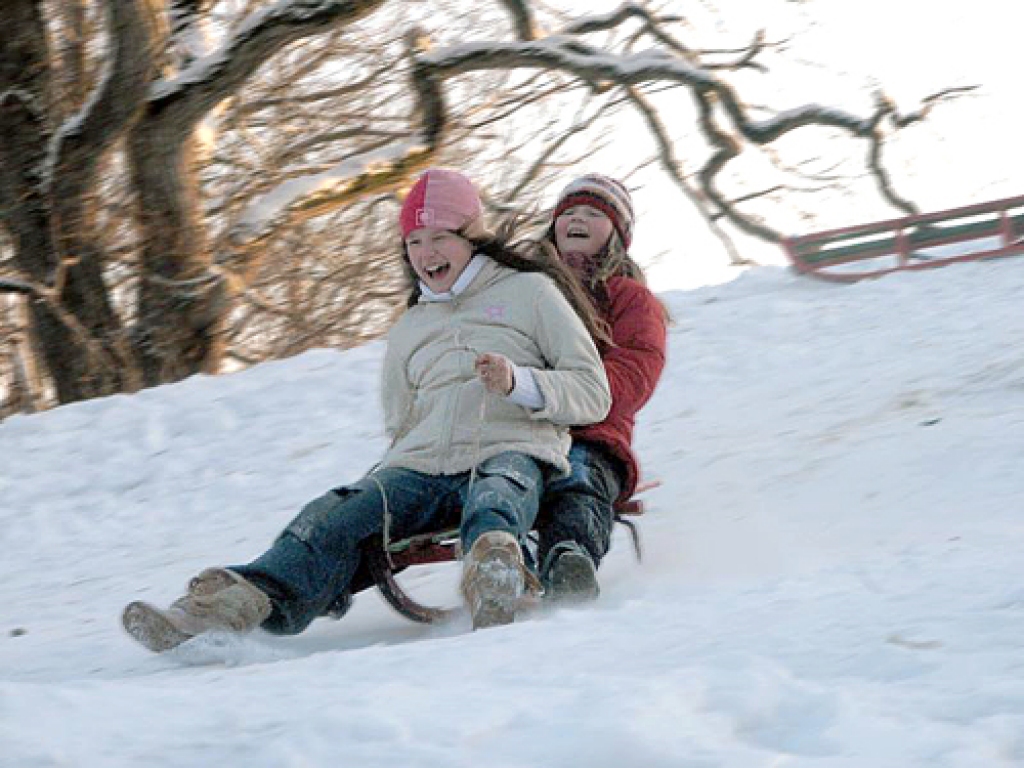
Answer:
[{"left": 418, "top": 254, "right": 488, "bottom": 303}]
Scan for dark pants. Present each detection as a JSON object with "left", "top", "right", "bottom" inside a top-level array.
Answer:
[
  {"left": 535, "top": 442, "right": 623, "bottom": 574},
  {"left": 233, "top": 451, "right": 544, "bottom": 635}
]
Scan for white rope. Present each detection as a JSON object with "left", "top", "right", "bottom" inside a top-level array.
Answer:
[
  {"left": 375, "top": 338, "right": 493, "bottom": 566},
  {"left": 369, "top": 473, "right": 395, "bottom": 570},
  {"left": 450, "top": 333, "right": 491, "bottom": 510},
  {"left": 465, "top": 382, "right": 489, "bottom": 505}
]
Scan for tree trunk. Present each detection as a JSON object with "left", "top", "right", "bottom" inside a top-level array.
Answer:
[
  {"left": 126, "top": 0, "right": 388, "bottom": 386},
  {"left": 2, "top": 0, "right": 158, "bottom": 402},
  {"left": 0, "top": 0, "right": 88, "bottom": 402},
  {"left": 128, "top": 123, "right": 227, "bottom": 384}
]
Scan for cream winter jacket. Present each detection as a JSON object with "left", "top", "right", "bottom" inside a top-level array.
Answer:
[{"left": 381, "top": 256, "right": 611, "bottom": 477}]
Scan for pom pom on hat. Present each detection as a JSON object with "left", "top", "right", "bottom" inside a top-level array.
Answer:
[
  {"left": 400, "top": 168, "right": 491, "bottom": 241},
  {"left": 552, "top": 173, "right": 635, "bottom": 250}
]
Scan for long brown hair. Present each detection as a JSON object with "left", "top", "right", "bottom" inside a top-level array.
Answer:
[
  {"left": 540, "top": 225, "right": 671, "bottom": 323},
  {"left": 400, "top": 220, "right": 611, "bottom": 348}
]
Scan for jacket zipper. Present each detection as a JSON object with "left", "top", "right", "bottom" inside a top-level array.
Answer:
[{"left": 435, "top": 303, "right": 461, "bottom": 474}]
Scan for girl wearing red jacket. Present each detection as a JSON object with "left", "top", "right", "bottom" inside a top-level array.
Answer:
[{"left": 537, "top": 174, "right": 668, "bottom": 601}]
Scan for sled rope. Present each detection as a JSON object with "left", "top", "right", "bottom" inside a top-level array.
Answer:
[
  {"left": 465, "top": 386, "right": 489, "bottom": 506},
  {"left": 376, "top": 340, "right": 492, "bottom": 566},
  {"left": 455, "top": 336, "right": 493, "bottom": 535},
  {"left": 369, "top": 473, "right": 396, "bottom": 570}
]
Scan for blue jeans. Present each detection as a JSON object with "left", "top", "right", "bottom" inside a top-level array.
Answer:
[
  {"left": 535, "top": 442, "right": 623, "bottom": 575},
  {"left": 233, "top": 451, "right": 544, "bottom": 634}
]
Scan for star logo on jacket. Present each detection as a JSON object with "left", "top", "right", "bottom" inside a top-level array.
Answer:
[{"left": 484, "top": 305, "right": 505, "bottom": 320}]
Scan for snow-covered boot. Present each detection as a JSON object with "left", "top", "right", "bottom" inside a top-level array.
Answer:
[
  {"left": 186, "top": 567, "right": 241, "bottom": 597},
  {"left": 460, "top": 531, "right": 538, "bottom": 630},
  {"left": 122, "top": 568, "right": 272, "bottom": 653},
  {"left": 542, "top": 541, "right": 600, "bottom": 603}
]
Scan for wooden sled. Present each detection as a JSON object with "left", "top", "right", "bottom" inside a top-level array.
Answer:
[
  {"left": 783, "top": 194, "right": 1024, "bottom": 283},
  {"left": 364, "top": 481, "right": 660, "bottom": 624}
]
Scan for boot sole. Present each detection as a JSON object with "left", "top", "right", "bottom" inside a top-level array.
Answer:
[
  {"left": 547, "top": 551, "right": 599, "bottom": 603},
  {"left": 469, "top": 560, "right": 521, "bottom": 630},
  {"left": 122, "top": 601, "right": 194, "bottom": 653}
]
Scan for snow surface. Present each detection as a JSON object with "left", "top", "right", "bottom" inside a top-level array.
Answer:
[{"left": 2, "top": 259, "right": 1024, "bottom": 767}]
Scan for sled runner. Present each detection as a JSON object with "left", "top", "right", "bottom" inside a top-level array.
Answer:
[
  {"left": 364, "top": 481, "right": 659, "bottom": 624},
  {"left": 783, "top": 193, "right": 1024, "bottom": 283}
]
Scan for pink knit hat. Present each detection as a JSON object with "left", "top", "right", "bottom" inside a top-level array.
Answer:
[{"left": 399, "top": 168, "right": 491, "bottom": 241}]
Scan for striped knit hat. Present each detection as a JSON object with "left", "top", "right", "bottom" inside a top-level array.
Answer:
[
  {"left": 552, "top": 174, "right": 635, "bottom": 250},
  {"left": 399, "top": 168, "right": 492, "bottom": 241}
]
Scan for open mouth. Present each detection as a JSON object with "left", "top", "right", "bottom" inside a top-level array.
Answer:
[
  {"left": 566, "top": 226, "right": 590, "bottom": 239},
  {"left": 424, "top": 263, "right": 451, "bottom": 281}
]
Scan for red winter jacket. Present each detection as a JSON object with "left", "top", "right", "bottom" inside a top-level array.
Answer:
[{"left": 572, "top": 276, "right": 667, "bottom": 502}]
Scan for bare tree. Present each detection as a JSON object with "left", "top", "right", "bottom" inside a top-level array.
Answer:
[
  {"left": 2, "top": 0, "right": 392, "bottom": 406},
  {"left": 1, "top": 0, "right": 969, "bottom": 414}
]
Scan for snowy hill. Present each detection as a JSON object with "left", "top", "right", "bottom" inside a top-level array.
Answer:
[{"left": 2, "top": 261, "right": 1023, "bottom": 767}]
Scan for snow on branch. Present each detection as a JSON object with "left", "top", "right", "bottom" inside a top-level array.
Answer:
[
  {"left": 420, "top": 34, "right": 944, "bottom": 241},
  {"left": 230, "top": 139, "right": 433, "bottom": 246},
  {"left": 43, "top": 0, "right": 156, "bottom": 192},
  {"left": 220, "top": 3, "right": 963, "bottom": 254},
  {"left": 424, "top": 38, "right": 874, "bottom": 140},
  {"left": 149, "top": 0, "right": 388, "bottom": 132},
  {"left": 226, "top": 26, "right": 447, "bottom": 249},
  {"left": 170, "top": 0, "right": 218, "bottom": 70}
]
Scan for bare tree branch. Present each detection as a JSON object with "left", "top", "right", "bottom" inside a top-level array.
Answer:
[
  {"left": 506, "top": 98, "right": 616, "bottom": 200},
  {"left": 694, "top": 89, "right": 781, "bottom": 242},
  {"left": 233, "top": 62, "right": 394, "bottom": 117},
  {"left": 890, "top": 85, "right": 980, "bottom": 128},
  {"left": 418, "top": 37, "right": 886, "bottom": 241},
  {"left": 422, "top": 40, "right": 876, "bottom": 138},
  {"left": 226, "top": 29, "right": 446, "bottom": 248},
  {"left": 559, "top": 3, "right": 691, "bottom": 61},
  {"left": 47, "top": 0, "right": 157, "bottom": 195},
  {"left": 622, "top": 85, "right": 752, "bottom": 265},
  {"left": 498, "top": 0, "right": 538, "bottom": 41},
  {"left": 149, "top": 0, "right": 390, "bottom": 134},
  {"left": 701, "top": 30, "right": 769, "bottom": 73},
  {"left": 0, "top": 278, "right": 39, "bottom": 296},
  {"left": 2, "top": 0, "right": 968, "bottom": 410}
]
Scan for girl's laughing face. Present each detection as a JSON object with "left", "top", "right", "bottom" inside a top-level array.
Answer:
[
  {"left": 405, "top": 227, "right": 474, "bottom": 293},
  {"left": 554, "top": 205, "right": 614, "bottom": 258}
]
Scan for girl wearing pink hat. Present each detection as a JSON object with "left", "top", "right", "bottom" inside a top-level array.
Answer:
[
  {"left": 535, "top": 174, "right": 668, "bottom": 602},
  {"left": 122, "top": 169, "right": 611, "bottom": 644}
]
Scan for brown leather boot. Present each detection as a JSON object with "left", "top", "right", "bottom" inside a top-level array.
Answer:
[
  {"left": 122, "top": 568, "right": 271, "bottom": 653},
  {"left": 460, "top": 531, "right": 539, "bottom": 630}
]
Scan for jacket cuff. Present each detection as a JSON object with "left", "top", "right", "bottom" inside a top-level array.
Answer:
[{"left": 506, "top": 365, "right": 546, "bottom": 410}]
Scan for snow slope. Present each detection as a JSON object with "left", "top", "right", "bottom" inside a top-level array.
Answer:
[{"left": 2, "top": 260, "right": 1023, "bottom": 767}]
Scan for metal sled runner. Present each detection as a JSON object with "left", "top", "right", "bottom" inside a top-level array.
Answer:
[
  {"left": 363, "top": 489, "right": 654, "bottom": 624},
  {"left": 783, "top": 194, "right": 1024, "bottom": 283}
]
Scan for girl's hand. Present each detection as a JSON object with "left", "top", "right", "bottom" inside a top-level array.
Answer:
[{"left": 475, "top": 353, "right": 514, "bottom": 396}]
